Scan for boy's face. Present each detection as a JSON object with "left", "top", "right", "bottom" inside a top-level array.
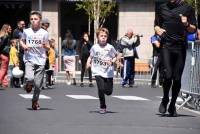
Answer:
[
  {"left": 98, "top": 31, "right": 108, "bottom": 45},
  {"left": 30, "top": 14, "right": 41, "bottom": 29}
]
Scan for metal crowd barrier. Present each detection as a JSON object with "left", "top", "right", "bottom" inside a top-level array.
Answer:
[{"left": 178, "top": 40, "right": 200, "bottom": 110}]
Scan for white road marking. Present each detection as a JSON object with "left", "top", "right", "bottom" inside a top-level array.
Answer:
[
  {"left": 19, "top": 94, "right": 51, "bottom": 99},
  {"left": 112, "top": 96, "right": 149, "bottom": 101},
  {"left": 66, "top": 95, "right": 98, "bottom": 99}
]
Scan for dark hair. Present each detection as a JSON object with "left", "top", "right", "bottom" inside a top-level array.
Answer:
[
  {"left": 81, "top": 32, "right": 89, "bottom": 43},
  {"left": 30, "top": 11, "right": 42, "bottom": 20},
  {"left": 17, "top": 20, "right": 25, "bottom": 24}
]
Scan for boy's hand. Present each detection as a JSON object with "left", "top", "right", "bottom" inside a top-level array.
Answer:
[{"left": 106, "top": 60, "right": 113, "bottom": 66}]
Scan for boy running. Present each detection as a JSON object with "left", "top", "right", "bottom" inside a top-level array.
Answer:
[
  {"left": 20, "top": 11, "right": 50, "bottom": 110},
  {"left": 87, "top": 28, "right": 117, "bottom": 114}
]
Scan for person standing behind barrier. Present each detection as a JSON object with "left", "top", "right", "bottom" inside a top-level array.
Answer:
[
  {"left": 0, "top": 24, "right": 12, "bottom": 88},
  {"left": 155, "top": 0, "right": 197, "bottom": 116},
  {"left": 9, "top": 39, "right": 20, "bottom": 88},
  {"left": 78, "top": 32, "right": 93, "bottom": 87},
  {"left": 150, "top": 34, "right": 163, "bottom": 88},
  {"left": 197, "top": 29, "right": 200, "bottom": 40},
  {"left": 41, "top": 18, "right": 52, "bottom": 89},
  {"left": 46, "top": 38, "right": 56, "bottom": 87},
  {"left": 117, "top": 28, "right": 140, "bottom": 88},
  {"left": 86, "top": 27, "right": 117, "bottom": 114},
  {"left": 20, "top": 11, "right": 50, "bottom": 110},
  {"left": 62, "top": 30, "right": 77, "bottom": 85},
  {"left": 13, "top": 20, "right": 26, "bottom": 87}
]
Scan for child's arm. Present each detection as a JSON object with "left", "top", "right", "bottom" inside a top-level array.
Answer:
[{"left": 20, "top": 39, "right": 29, "bottom": 51}]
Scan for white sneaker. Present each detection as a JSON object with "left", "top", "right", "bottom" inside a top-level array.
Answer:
[{"left": 66, "top": 81, "right": 71, "bottom": 85}]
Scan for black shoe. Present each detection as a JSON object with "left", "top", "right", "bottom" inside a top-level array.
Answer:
[
  {"left": 168, "top": 104, "right": 177, "bottom": 117},
  {"left": 72, "top": 82, "right": 76, "bottom": 85},
  {"left": 72, "top": 78, "right": 76, "bottom": 85},
  {"left": 159, "top": 101, "right": 168, "bottom": 114},
  {"left": 89, "top": 83, "right": 94, "bottom": 87},
  {"left": 80, "top": 83, "right": 84, "bottom": 87}
]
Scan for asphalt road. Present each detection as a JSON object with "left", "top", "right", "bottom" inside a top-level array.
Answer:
[{"left": 0, "top": 83, "right": 200, "bottom": 134}]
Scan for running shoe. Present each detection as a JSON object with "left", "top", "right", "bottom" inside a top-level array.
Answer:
[
  {"left": 32, "top": 101, "right": 40, "bottom": 110},
  {"left": 99, "top": 108, "right": 106, "bottom": 114}
]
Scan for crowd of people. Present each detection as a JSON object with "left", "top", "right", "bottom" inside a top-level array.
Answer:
[{"left": 0, "top": 0, "right": 199, "bottom": 115}]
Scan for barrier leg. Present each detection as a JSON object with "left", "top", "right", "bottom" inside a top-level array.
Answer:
[{"left": 177, "top": 96, "right": 192, "bottom": 110}]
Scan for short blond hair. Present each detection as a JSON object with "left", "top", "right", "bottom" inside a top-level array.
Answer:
[{"left": 96, "top": 27, "right": 109, "bottom": 37}]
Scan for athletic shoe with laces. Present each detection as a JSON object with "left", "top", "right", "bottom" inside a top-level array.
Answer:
[
  {"left": 99, "top": 108, "right": 106, "bottom": 114},
  {"left": 32, "top": 101, "right": 40, "bottom": 110},
  {"left": 24, "top": 83, "right": 33, "bottom": 93}
]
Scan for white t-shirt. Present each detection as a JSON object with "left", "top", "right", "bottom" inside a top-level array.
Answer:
[
  {"left": 90, "top": 43, "right": 117, "bottom": 78},
  {"left": 21, "top": 28, "right": 49, "bottom": 65}
]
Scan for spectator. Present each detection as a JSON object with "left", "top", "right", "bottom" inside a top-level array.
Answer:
[
  {"left": 117, "top": 28, "right": 140, "bottom": 88},
  {"left": 62, "top": 30, "right": 77, "bottom": 85},
  {"left": 150, "top": 34, "right": 163, "bottom": 88},
  {"left": 197, "top": 29, "right": 200, "bottom": 40},
  {"left": 46, "top": 38, "right": 56, "bottom": 87},
  {"left": 13, "top": 20, "right": 26, "bottom": 87},
  {"left": 78, "top": 32, "right": 93, "bottom": 87},
  {"left": 0, "top": 24, "right": 12, "bottom": 88},
  {"left": 9, "top": 39, "right": 20, "bottom": 88}
]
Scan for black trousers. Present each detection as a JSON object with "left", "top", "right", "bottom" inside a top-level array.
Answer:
[
  {"left": 95, "top": 76, "right": 113, "bottom": 109},
  {"left": 81, "top": 57, "right": 92, "bottom": 83},
  {"left": 161, "top": 45, "right": 186, "bottom": 106}
]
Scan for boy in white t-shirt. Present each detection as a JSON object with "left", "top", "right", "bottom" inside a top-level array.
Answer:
[
  {"left": 20, "top": 11, "right": 50, "bottom": 110},
  {"left": 87, "top": 28, "right": 117, "bottom": 114}
]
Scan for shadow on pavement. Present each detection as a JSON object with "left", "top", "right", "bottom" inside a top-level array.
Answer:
[
  {"left": 156, "top": 113, "right": 196, "bottom": 117},
  {"left": 27, "top": 108, "right": 55, "bottom": 111},
  {"left": 89, "top": 110, "right": 118, "bottom": 114}
]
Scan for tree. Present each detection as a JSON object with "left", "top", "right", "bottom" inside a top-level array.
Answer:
[
  {"left": 76, "top": 0, "right": 116, "bottom": 43},
  {"left": 185, "top": 0, "right": 200, "bottom": 13},
  {"left": 185, "top": 0, "right": 200, "bottom": 21}
]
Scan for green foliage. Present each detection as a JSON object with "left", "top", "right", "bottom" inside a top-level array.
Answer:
[
  {"left": 76, "top": 0, "right": 116, "bottom": 27},
  {"left": 185, "top": 0, "right": 200, "bottom": 14}
]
